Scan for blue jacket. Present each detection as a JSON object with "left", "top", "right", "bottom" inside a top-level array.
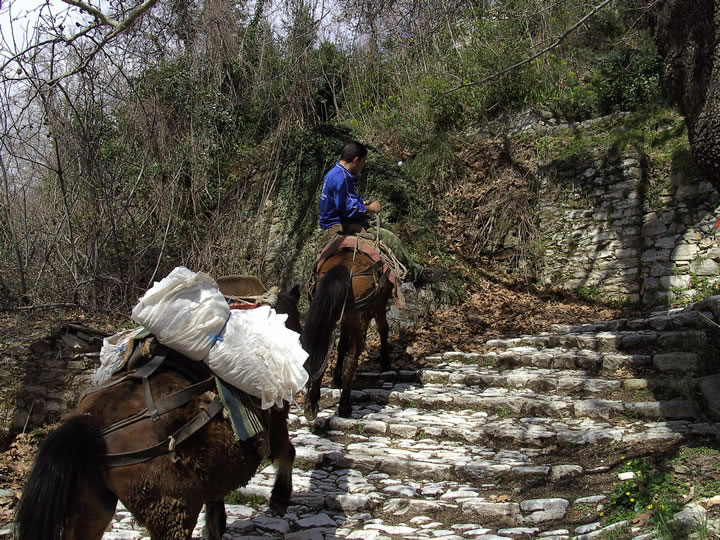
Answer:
[{"left": 319, "top": 163, "right": 367, "bottom": 229}]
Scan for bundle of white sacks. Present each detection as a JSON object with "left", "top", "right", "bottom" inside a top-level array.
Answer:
[{"left": 98, "top": 267, "right": 309, "bottom": 409}]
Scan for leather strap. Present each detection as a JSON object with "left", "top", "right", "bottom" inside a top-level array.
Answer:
[
  {"left": 354, "top": 267, "right": 391, "bottom": 309},
  {"left": 101, "top": 377, "right": 216, "bottom": 436},
  {"left": 79, "top": 350, "right": 168, "bottom": 403},
  {"left": 104, "top": 396, "right": 224, "bottom": 467}
]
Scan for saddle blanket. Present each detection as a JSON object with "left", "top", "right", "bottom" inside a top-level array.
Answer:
[{"left": 314, "top": 234, "right": 405, "bottom": 308}]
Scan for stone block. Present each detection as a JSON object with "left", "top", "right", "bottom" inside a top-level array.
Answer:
[
  {"left": 463, "top": 500, "right": 521, "bottom": 517},
  {"left": 659, "top": 275, "right": 691, "bottom": 290},
  {"left": 672, "top": 244, "right": 700, "bottom": 261},
  {"left": 697, "top": 374, "right": 720, "bottom": 421},
  {"left": 653, "top": 352, "right": 699, "bottom": 373},
  {"left": 690, "top": 258, "right": 719, "bottom": 276}
]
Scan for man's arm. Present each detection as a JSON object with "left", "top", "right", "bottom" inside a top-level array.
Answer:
[{"left": 337, "top": 178, "right": 368, "bottom": 220}]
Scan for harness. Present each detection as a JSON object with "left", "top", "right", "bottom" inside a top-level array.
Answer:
[
  {"left": 309, "top": 233, "right": 399, "bottom": 309},
  {"left": 80, "top": 349, "right": 224, "bottom": 467}
]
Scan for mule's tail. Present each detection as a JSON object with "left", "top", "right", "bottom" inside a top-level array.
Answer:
[
  {"left": 14, "top": 414, "right": 109, "bottom": 540},
  {"left": 303, "top": 265, "right": 351, "bottom": 382}
]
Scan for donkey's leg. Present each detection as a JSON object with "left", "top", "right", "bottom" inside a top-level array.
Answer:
[
  {"left": 203, "top": 500, "right": 226, "bottom": 540},
  {"left": 268, "top": 405, "right": 295, "bottom": 516},
  {"left": 65, "top": 485, "right": 117, "bottom": 540},
  {"left": 304, "top": 376, "right": 322, "bottom": 421},
  {"left": 338, "top": 317, "right": 368, "bottom": 418},
  {"left": 333, "top": 327, "right": 350, "bottom": 388},
  {"left": 375, "top": 301, "right": 391, "bottom": 373},
  {"left": 138, "top": 498, "right": 202, "bottom": 540}
]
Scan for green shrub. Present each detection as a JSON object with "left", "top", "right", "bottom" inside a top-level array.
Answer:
[{"left": 589, "top": 48, "right": 664, "bottom": 115}]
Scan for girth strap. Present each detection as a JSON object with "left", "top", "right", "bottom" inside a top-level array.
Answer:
[
  {"left": 104, "top": 396, "right": 224, "bottom": 467},
  {"left": 354, "top": 266, "right": 392, "bottom": 310}
]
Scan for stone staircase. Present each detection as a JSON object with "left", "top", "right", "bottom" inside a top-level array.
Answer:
[{"left": 103, "top": 302, "right": 720, "bottom": 539}]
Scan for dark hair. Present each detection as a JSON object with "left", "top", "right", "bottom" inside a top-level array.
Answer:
[{"left": 340, "top": 141, "right": 368, "bottom": 162}]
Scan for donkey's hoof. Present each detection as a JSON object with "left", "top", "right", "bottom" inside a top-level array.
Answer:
[
  {"left": 304, "top": 404, "right": 319, "bottom": 421},
  {"left": 338, "top": 406, "right": 352, "bottom": 418},
  {"left": 269, "top": 498, "right": 288, "bottom": 517}
]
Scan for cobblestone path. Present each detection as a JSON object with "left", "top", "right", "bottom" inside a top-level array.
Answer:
[{"left": 103, "top": 303, "right": 720, "bottom": 539}]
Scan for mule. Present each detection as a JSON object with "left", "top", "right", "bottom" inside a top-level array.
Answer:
[
  {"left": 303, "top": 248, "right": 394, "bottom": 419},
  {"left": 14, "top": 287, "right": 302, "bottom": 540}
]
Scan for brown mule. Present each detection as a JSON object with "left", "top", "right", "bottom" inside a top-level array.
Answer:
[
  {"left": 303, "top": 247, "right": 394, "bottom": 419},
  {"left": 14, "top": 287, "right": 302, "bottom": 540}
]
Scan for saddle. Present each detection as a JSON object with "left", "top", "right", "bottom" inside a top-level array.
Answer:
[
  {"left": 216, "top": 274, "right": 280, "bottom": 309},
  {"left": 311, "top": 232, "right": 405, "bottom": 308}
]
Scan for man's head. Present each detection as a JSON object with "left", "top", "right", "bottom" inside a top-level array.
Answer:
[{"left": 339, "top": 141, "right": 367, "bottom": 174}]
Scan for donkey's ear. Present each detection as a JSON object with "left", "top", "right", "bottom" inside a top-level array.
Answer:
[{"left": 289, "top": 285, "right": 301, "bottom": 302}]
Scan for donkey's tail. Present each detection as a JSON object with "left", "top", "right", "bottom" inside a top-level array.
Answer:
[
  {"left": 302, "top": 265, "right": 352, "bottom": 383},
  {"left": 14, "top": 414, "right": 111, "bottom": 540}
]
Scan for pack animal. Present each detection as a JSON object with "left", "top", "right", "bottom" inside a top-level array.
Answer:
[{"left": 14, "top": 287, "right": 302, "bottom": 540}]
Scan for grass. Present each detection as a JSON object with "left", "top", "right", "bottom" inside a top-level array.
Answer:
[
  {"left": 603, "top": 456, "right": 690, "bottom": 537},
  {"left": 293, "top": 460, "right": 319, "bottom": 472},
  {"left": 224, "top": 491, "right": 266, "bottom": 506}
]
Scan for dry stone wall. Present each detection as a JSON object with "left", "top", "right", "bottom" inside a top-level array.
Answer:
[
  {"left": 0, "top": 324, "right": 106, "bottom": 439},
  {"left": 534, "top": 118, "right": 720, "bottom": 306}
]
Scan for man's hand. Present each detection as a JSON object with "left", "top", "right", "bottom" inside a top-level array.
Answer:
[{"left": 366, "top": 200, "right": 382, "bottom": 213}]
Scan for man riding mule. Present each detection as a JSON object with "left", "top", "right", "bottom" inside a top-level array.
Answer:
[
  {"left": 319, "top": 140, "right": 444, "bottom": 287},
  {"left": 302, "top": 141, "right": 445, "bottom": 420}
]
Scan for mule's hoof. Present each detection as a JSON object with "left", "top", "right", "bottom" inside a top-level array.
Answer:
[
  {"left": 269, "top": 499, "right": 288, "bottom": 517},
  {"left": 304, "top": 404, "right": 318, "bottom": 421},
  {"left": 338, "top": 407, "right": 352, "bottom": 418}
]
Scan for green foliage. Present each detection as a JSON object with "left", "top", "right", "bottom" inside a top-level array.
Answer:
[
  {"left": 590, "top": 48, "right": 664, "bottom": 115},
  {"left": 690, "top": 273, "right": 720, "bottom": 302},
  {"left": 554, "top": 79, "right": 597, "bottom": 122},
  {"left": 605, "top": 457, "right": 686, "bottom": 534}
]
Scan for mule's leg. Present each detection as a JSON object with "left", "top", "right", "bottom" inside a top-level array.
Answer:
[
  {"left": 136, "top": 498, "right": 202, "bottom": 540},
  {"left": 268, "top": 405, "right": 295, "bottom": 516},
  {"left": 203, "top": 501, "right": 226, "bottom": 540},
  {"left": 338, "top": 316, "right": 368, "bottom": 418},
  {"left": 65, "top": 485, "right": 118, "bottom": 540},
  {"left": 304, "top": 376, "right": 322, "bottom": 421},
  {"left": 375, "top": 301, "right": 391, "bottom": 373},
  {"left": 333, "top": 327, "right": 350, "bottom": 388}
]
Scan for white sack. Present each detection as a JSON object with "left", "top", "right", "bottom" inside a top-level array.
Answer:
[
  {"left": 93, "top": 327, "right": 146, "bottom": 385},
  {"left": 206, "top": 305, "right": 309, "bottom": 409},
  {"left": 131, "top": 266, "right": 230, "bottom": 361}
]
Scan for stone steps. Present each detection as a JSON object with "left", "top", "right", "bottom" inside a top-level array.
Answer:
[
  {"left": 478, "top": 347, "right": 704, "bottom": 375},
  {"left": 316, "top": 385, "right": 699, "bottom": 422},
  {"left": 485, "top": 329, "right": 708, "bottom": 355},
  {"left": 417, "top": 364, "right": 694, "bottom": 398},
  {"left": 547, "top": 298, "right": 719, "bottom": 334},
  {"left": 299, "top": 396, "right": 719, "bottom": 447},
  {"left": 101, "top": 300, "right": 720, "bottom": 538}
]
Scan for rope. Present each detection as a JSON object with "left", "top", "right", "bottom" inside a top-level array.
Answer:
[{"left": 225, "top": 286, "right": 280, "bottom": 308}]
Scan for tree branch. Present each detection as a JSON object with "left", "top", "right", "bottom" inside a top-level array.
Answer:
[
  {"left": 440, "top": 0, "right": 614, "bottom": 96},
  {"left": 44, "top": 0, "right": 161, "bottom": 87},
  {"left": 61, "top": 0, "right": 120, "bottom": 27}
]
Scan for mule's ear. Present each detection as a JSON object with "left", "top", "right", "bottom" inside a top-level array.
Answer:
[{"left": 289, "top": 285, "right": 301, "bottom": 302}]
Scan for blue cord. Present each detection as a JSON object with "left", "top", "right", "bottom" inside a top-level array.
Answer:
[{"left": 209, "top": 312, "right": 232, "bottom": 350}]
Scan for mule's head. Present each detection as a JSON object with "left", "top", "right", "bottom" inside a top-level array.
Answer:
[{"left": 276, "top": 285, "right": 302, "bottom": 335}]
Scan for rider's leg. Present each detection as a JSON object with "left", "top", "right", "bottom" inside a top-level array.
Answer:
[{"left": 368, "top": 226, "right": 424, "bottom": 282}]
